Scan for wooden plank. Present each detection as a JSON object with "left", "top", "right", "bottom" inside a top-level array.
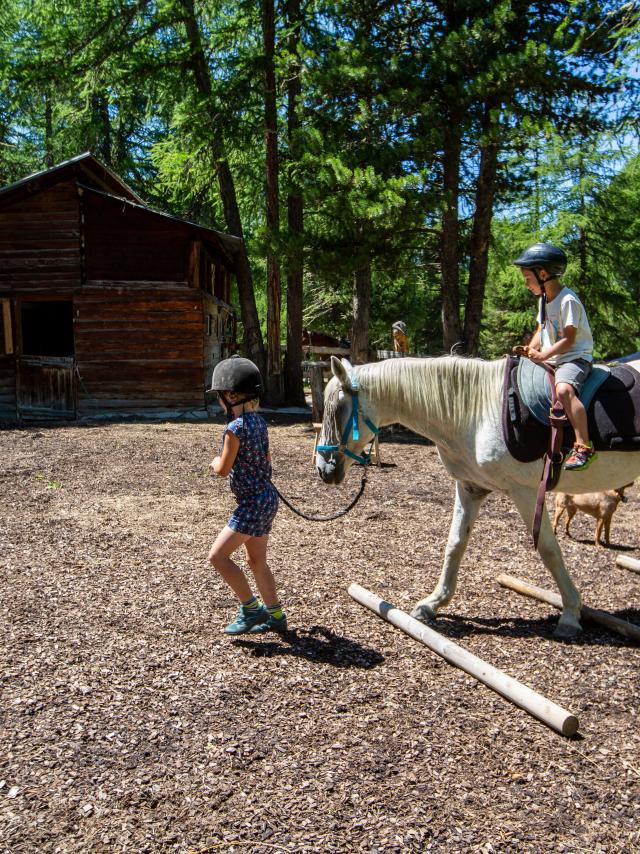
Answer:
[
  {"left": 82, "top": 280, "right": 190, "bottom": 291},
  {"left": 349, "top": 584, "right": 579, "bottom": 737},
  {"left": 616, "top": 555, "right": 640, "bottom": 575},
  {"left": 304, "top": 345, "right": 351, "bottom": 356},
  {"left": 497, "top": 574, "right": 640, "bottom": 643},
  {"left": 2, "top": 300, "right": 13, "bottom": 354}
]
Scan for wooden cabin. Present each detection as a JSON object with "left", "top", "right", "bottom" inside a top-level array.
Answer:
[{"left": 0, "top": 153, "right": 240, "bottom": 421}]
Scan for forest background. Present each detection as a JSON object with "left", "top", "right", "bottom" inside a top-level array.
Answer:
[{"left": 1, "top": 0, "right": 639, "bottom": 404}]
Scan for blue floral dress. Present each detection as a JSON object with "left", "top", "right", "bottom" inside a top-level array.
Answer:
[{"left": 224, "top": 412, "right": 278, "bottom": 537}]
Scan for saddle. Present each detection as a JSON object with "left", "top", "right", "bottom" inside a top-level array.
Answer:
[{"left": 502, "top": 355, "right": 640, "bottom": 464}]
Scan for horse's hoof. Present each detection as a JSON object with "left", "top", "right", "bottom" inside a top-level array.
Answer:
[
  {"left": 410, "top": 604, "right": 436, "bottom": 624},
  {"left": 552, "top": 622, "right": 582, "bottom": 641}
]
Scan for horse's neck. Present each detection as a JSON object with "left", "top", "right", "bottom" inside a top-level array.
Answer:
[{"left": 366, "top": 358, "right": 497, "bottom": 446}]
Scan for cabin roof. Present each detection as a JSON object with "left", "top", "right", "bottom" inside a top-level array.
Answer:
[
  {"left": 0, "top": 152, "right": 242, "bottom": 267},
  {"left": 0, "top": 152, "right": 144, "bottom": 207}
]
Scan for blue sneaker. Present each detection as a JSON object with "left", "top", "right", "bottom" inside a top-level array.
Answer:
[
  {"left": 224, "top": 604, "right": 269, "bottom": 635},
  {"left": 248, "top": 613, "right": 288, "bottom": 634}
]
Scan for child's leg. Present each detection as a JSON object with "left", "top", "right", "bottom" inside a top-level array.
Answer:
[
  {"left": 556, "top": 382, "right": 590, "bottom": 447},
  {"left": 244, "top": 534, "right": 278, "bottom": 608},
  {"left": 244, "top": 535, "right": 287, "bottom": 633},
  {"left": 208, "top": 526, "right": 254, "bottom": 602}
]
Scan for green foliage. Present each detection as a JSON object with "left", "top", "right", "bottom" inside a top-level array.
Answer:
[{"left": 0, "top": 0, "right": 638, "bottom": 361}]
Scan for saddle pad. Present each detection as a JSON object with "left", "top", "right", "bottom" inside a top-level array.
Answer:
[
  {"left": 517, "top": 357, "right": 610, "bottom": 426},
  {"left": 503, "top": 356, "right": 640, "bottom": 460}
]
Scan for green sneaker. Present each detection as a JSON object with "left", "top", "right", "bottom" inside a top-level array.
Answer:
[
  {"left": 564, "top": 442, "right": 598, "bottom": 471},
  {"left": 224, "top": 604, "right": 269, "bottom": 635},
  {"left": 248, "top": 613, "right": 288, "bottom": 634}
]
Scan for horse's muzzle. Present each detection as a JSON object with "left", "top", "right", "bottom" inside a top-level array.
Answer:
[{"left": 316, "top": 454, "right": 345, "bottom": 484}]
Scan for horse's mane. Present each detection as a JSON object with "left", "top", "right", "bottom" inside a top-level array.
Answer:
[{"left": 357, "top": 356, "right": 504, "bottom": 431}]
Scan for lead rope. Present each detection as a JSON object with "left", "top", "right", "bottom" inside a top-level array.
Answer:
[{"left": 272, "top": 472, "right": 368, "bottom": 522}]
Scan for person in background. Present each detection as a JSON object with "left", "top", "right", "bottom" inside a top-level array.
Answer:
[{"left": 392, "top": 321, "right": 409, "bottom": 354}]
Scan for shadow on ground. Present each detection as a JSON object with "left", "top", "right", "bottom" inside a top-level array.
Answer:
[{"left": 234, "top": 624, "right": 385, "bottom": 667}]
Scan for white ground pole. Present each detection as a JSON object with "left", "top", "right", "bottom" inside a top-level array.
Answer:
[
  {"left": 348, "top": 583, "right": 579, "bottom": 737},
  {"left": 497, "top": 574, "right": 640, "bottom": 644},
  {"left": 616, "top": 555, "right": 640, "bottom": 576}
]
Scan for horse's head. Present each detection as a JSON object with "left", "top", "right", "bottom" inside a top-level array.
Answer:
[{"left": 316, "top": 357, "right": 380, "bottom": 485}]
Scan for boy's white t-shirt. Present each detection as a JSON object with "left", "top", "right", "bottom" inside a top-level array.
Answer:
[{"left": 538, "top": 286, "right": 593, "bottom": 366}]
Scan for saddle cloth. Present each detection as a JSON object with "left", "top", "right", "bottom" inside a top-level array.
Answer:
[{"left": 502, "top": 356, "right": 640, "bottom": 463}]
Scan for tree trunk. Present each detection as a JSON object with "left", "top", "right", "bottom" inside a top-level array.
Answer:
[
  {"left": 284, "top": 0, "right": 305, "bottom": 405},
  {"left": 351, "top": 260, "right": 371, "bottom": 364},
  {"left": 44, "top": 91, "right": 54, "bottom": 168},
  {"left": 262, "top": 0, "right": 283, "bottom": 404},
  {"left": 464, "top": 100, "right": 500, "bottom": 355},
  {"left": 181, "top": 0, "right": 266, "bottom": 375},
  {"left": 440, "top": 115, "right": 462, "bottom": 352},
  {"left": 91, "top": 92, "right": 112, "bottom": 166}
]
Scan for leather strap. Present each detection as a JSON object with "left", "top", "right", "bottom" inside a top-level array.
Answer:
[{"left": 532, "top": 365, "right": 568, "bottom": 548}]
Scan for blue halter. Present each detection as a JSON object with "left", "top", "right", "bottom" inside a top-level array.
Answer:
[{"left": 316, "top": 373, "right": 380, "bottom": 466}]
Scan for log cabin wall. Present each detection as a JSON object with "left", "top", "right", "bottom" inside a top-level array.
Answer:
[
  {"left": 74, "top": 291, "right": 206, "bottom": 412},
  {"left": 198, "top": 243, "right": 235, "bottom": 390},
  {"left": 0, "top": 182, "right": 81, "bottom": 418},
  {"left": 0, "top": 155, "right": 239, "bottom": 420},
  {"left": 77, "top": 189, "right": 206, "bottom": 413}
]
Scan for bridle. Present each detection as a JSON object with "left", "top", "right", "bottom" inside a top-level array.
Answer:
[
  {"left": 316, "top": 373, "right": 380, "bottom": 466},
  {"left": 271, "top": 372, "right": 379, "bottom": 522}
]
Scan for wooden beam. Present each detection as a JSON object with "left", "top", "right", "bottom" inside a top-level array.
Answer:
[
  {"left": 348, "top": 583, "right": 579, "bottom": 737},
  {"left": 304, "top": 345, "right": 351, "bottom": 356},
  {"left": 2, "top": 299, "right": 13, "bottom": 354},
  {"left": 308, "top": 363, "right": 325, "bottom": 421},
  {"left": 616, "top": 555, "right": 640, "bottom": 575},
  {"left": 497, "top": 574, "right": 640, "bottom": 643}
]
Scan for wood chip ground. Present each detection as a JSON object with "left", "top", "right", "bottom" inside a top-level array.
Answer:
[{"left": 1, "top": 419, "right": 639, "bottom": 853}]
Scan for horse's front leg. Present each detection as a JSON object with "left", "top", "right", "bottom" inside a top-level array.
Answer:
[
  {"left": 411, "top": 481, "right": 490, "bottom": 623},
  {"left": 509, "top": 486, "right": 582, "bottom": 639}
]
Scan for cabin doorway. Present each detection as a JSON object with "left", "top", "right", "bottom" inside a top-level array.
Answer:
[{"left": 16, "top": 299, "right": 76, "bottom": 420}]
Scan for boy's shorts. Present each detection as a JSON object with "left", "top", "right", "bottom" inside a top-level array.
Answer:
[{"left": 555, "top": 358, "right": 592, "bottom": 394}]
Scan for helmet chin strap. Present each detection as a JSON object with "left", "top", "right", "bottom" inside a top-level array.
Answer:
[
  {"left": 219, "top": 392, "right": 256, "bottom": 417},
  {"left": 531, "top": 268, "right": 547, "bottom": 324}
]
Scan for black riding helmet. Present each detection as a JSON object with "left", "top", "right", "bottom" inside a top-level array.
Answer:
[
  {"left": 513, "top": 243, "right": 567, "bottom": 279},
  {"left": 211, "top": 355, "right": 263, "bottom": 417}
]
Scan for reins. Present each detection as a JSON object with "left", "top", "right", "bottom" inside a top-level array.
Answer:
[{"left": 272, "top": 471, "right": 369, "bottom": 522}]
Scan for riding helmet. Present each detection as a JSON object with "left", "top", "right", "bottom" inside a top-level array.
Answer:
[
  {"left": 513, "top": 243, "right": 567, "bottom": 278},
  {"left": 392, "top": 321, "right": 407, "bottom": 334},
  {"left": 211, "top": 355, "right": 263, "bottom": 396}
]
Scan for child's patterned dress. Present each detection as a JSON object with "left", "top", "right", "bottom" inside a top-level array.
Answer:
[{"left": 224, "top": 411, "right": 278, "bottom": 537}]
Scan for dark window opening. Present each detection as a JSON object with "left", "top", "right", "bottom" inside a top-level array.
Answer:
[{"left": 21, "top": 301, "right": 74, "bottom": 357}]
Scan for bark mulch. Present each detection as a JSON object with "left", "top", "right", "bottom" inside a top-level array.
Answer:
[{"left": 1, "top": 419, "right": 639, "bottom": 853}]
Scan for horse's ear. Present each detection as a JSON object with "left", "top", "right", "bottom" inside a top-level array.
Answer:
[
  {"left": 340, "top": 358, "right": 353, "bottom": 372},
  {"left": 331, "top": 356, "right": 352, "bottom": 391}
]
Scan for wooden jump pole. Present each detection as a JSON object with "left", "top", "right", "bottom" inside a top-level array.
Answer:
[
  {"left": 348, "top": 583, "right": 579, "bottom": 737},
  {"left": 616, "top": 555, "right": 640, "bottom": 575},
  {"left": 497, "top": 574, "right": 640, "bottom": 643}
]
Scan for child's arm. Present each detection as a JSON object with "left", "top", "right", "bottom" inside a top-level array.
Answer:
[
  {"left": 210, "top": 431, "right": 240, "bottom": 477},
  {"left": 528, "top": 325, "right": 577, "bottom": 364}
]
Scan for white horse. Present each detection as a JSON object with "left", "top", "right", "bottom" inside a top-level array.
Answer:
[{"left": 316, "top": 355, "right": 640, "bottom": 639}]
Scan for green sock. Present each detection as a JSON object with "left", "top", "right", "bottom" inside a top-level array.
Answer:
[
  {"left": 267, "top": 604, "right": 284, "bottom": 620},
  {"left": 242, "top": 596, "right": 261, "bottom": 611}
]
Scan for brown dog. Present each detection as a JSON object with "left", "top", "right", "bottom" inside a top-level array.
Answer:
[{"left": 553, "top": 484, "right": 633, "bottom": 547}]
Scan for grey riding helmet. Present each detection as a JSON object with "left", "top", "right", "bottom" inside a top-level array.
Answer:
[
  {"left": 392, "top": 321, "right": 407, "bottom": 334},
  {"left": 513, "top": 243, "right": 567, "bottom": 278},
  {"left": 211, "top": 355, "right": 263, "bottom": 398}
]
